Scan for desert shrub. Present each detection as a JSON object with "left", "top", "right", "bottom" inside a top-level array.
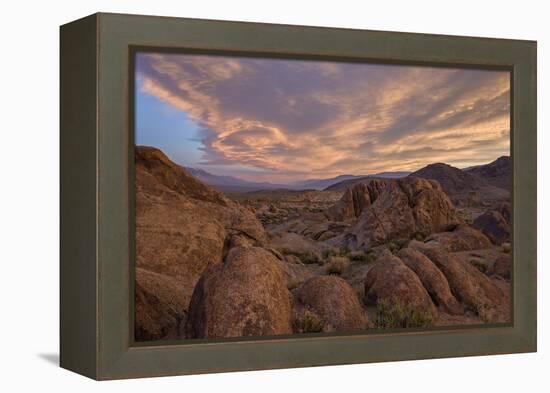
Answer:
[
  {"left": 323, "top": 246, "right": 351, "bottom": 259},
  {"left": 413, "top": 232, "right": 426, "bottom": 242},
  {"left": 324, "top": 256, "right": 350, "bottom": 275},
  {"left": 476, "top": 303, "right": 499, "bottom": 323},
  {"left": 349, "top": 250, "right": 376, "bottom": 264},
  {"left": 375, "top": 297, "right": 434, "bottom": 329},
  {"left": 338, "top": 246, "right": 351, "bottom": 257},
  {"left": 293, "top": 309, "right": 324, "bottom": 333},
  {"left": 387, "top": 239, "right": 408, "bottom": 254}
]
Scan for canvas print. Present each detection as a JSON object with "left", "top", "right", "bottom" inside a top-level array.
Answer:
[{"left": 134, "top": 52, "right": 512, "bottom": 342}]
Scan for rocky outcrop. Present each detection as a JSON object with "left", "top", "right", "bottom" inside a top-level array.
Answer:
[
  {"left": 135, "top": 146, "right": 267, "bottom": 340},
  {"left": 186, "top": 247, "right": 293, "bottom": 338},
  {"left": 473, "top": 202, "right": 511, "bottom": 245},
  {"left": 425, "top": 225, "right": 492, "bottom": 252},
  {"left": 351, "top": 177, "right": 460, "bottom": 249},
  {"left": 294, "top": 276, "right": 368, "bottom": 332},
  {"left": 363, "top": 250, "right": 437, "bottom": 317},
  {"left": 412, "top": 245, "right": 508, "bottom": 322},
  {"left": 326, "top": 179, "right": 388, "bottom": 221},
  {"left": 397, "top": 248, "right": 462, "bottom": 314}
]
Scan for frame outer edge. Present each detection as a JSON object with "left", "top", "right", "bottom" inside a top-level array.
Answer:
[
  {"left": 60, "top": 13, "right": 99, "bottom": 379},
  {"left": 93, "top": 13, "right": 537, "bottom": 379}
]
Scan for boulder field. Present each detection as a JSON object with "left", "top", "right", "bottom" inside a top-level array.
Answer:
[{"left": 135, "top": 146, "right": 511, "bottom": 340}]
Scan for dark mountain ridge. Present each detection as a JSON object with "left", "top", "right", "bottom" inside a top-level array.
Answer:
[
  {"left": 465, "top": 156, "right": 510, "bottom": 190},
  {"left": 409, "top": 161, "right": 509, "bottom": 207}
]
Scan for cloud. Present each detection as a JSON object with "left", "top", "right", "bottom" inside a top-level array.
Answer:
[{"left": 136, "top": 52, "right": 510, "bottom": 182}]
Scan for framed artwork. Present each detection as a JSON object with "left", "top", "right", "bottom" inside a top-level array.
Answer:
[{"left": 60, "top": 13, "right": 537, "bottom": 380}]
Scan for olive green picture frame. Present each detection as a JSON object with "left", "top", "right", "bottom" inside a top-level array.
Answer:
[{"left": 60, "top": 12, "right": 537, "bottom": 380}]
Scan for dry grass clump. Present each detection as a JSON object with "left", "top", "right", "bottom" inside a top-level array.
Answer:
[
  {"left": 280, "top": 248, "right": 320, "bottom": 265},
  {"left": 324, "top": 256, "right": 350, "bottom": 275},
  {"left": 375, "top": 297, "right": 434, "bottom": 329}
]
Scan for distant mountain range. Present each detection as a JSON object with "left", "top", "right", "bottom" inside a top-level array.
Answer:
[
  {"left": 184, "top": 167, "right": 410, "bottom": 193},
  {"left": 183, "top": 156, "right": 509, "bottom": 195},
  {"left": 184, "top": 167, "right": 286, "bottom": 193}
]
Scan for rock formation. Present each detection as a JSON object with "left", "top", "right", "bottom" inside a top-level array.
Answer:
[
  {"left": 294, "top": 275, "right": 368, "bottom": 332},
  {"left": 397, "top": 248, "right": 462, "bottom": 314},
  {"left": 411, "top": 245, "right": 508, "bottom": 322},
  {"left": 363, "top": 250, "right": 437, "bottom": 318},
  {"left": 186, "top": 247, "right": 293, "bottom": 338},
  {"left": 350, "top": 177, "right": 460, "bottom": 249},
  {"left": 326, "top": 179, "right": 388, "bottom": 221},
  {"left": 135, "top": 146, "right": 266, "bottom": 340}
]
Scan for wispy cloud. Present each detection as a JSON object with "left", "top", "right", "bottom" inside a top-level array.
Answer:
[{"left": 136, "top": 52, "right": 510, "bottom": 182}]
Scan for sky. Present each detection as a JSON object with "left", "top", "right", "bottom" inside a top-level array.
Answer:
[{"left": 135, "top": 52, "right": 510, "bottom": 183}]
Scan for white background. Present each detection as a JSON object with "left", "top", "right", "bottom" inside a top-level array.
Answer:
[{"left": 0, "top": 0, "right": 547, "bottom": 391}]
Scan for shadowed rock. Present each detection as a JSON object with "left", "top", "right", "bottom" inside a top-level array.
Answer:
[
  {"left": 425, "top": 225, "right": 492, "bottom": 252},
  {"left": 363, "top": 250, "right": 437, "bottom": 318},
  {"left": 186, "top": 247, "right": 293, "bottom": 338},
  {"left": 473, "top": 202, "right": 511, "bottom": 245},
  {"left": 294, "top": 275, "right": 368, "bottom": 332},
  {"left": 489, "top": 254, "right": 511, "bottom": 280},
  {"left": 397, "top": 248, "right": 462, "bottom": 314},
  {"left": 134, "top": 268, "right": 188, "bottom": 341}
]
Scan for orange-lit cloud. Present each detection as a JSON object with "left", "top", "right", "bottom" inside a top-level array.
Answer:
[{"left": 136, "top": 52, "right": 510, "bottom": 182}]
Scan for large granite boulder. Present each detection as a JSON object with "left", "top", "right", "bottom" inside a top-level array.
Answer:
[
  {"left": 397, "top": 248, "right": 462, "bottom": 314},
  {"left": 186, "top": 247, "right": 293, "bottom": 338},
  {"left": 294, "top": 275, "right": 368, "bottom": 332},
  {"left": 363, "top": 250, "right": 437, "bottom": 318}
]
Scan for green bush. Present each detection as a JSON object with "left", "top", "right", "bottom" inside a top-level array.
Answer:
[
  {"left": 349, "top": 250, "right": 376, "bottom": 264},
  {"left": 375, "top": 297, "right": 434, "bottom": 329}
]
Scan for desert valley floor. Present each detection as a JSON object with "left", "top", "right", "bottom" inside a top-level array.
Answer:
[{"left": 135, "top": 146, "right": 512, "bottom": 341}]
